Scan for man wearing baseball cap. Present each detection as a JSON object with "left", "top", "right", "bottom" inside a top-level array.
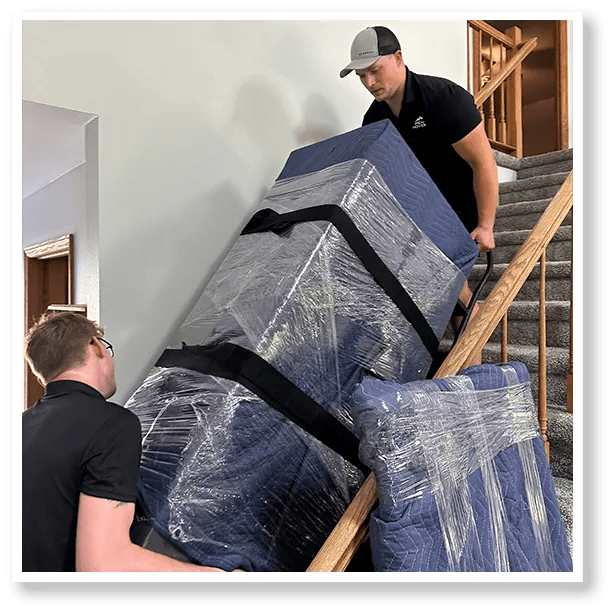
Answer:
[{"left": 341, "top": 26, "right": 499, "bottom": 349}]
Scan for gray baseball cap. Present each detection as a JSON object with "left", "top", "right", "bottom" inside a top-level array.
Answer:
[{"left": 340, "top": 26, "right": 401, "bottom": 78}]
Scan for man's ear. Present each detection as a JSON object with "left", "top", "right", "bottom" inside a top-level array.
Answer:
[
  {"left": 394, "top": 50, "right": 403, "bottom": 67},
  {"left": 90, "top": 338, "right": 105, "bottom": 359}
]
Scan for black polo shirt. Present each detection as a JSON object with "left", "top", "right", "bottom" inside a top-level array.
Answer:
[
  {"left": 22, "top": 380, "right": 142, "bottom": 572},
  {"left": 362, "top": 67, "right": 483, "bottom": 231}
]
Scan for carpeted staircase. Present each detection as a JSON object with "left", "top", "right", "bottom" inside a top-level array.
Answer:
[{"left": 468, "top": 148, "right": 574, "bottom": 554}]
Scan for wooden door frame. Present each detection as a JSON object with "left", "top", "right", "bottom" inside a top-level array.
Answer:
[
  {"left": 555, "top": 20, "right": 570, "bottom": 150},
  {"left": 24, "top": 233, "right": 74, "bottom": 309},
  {"left": 24, "top": 234, "right": 75, "bottom": 409}
]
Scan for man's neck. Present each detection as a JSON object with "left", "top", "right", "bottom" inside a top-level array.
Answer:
[
  {"left": 386, "top": 95, "right": 403, "bottom": 118},
  {"left": 52, "top": 370, "right": 106, "bottom": 398},
  {"left": 386, "top": 68, "right": 406, "bottom": 117}
]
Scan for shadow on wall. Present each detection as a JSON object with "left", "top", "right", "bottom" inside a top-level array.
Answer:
[
  {"left": 230, "top": 76, "right": 296, "bottom": 152},
  {"left": 108, "top": 71, "right": 346, "bottom": 403},
  {"left": 110, "top": 78, "right": 294, "bottom": 402},
  {"left": 128, "top": 182, "right": 250, "bottom": 397},
  {"left": 227, "top": 76, "right": 345, "bottom": 216},
  {"left": 295, "top": 93, "right": 343, "bottom": 147}
]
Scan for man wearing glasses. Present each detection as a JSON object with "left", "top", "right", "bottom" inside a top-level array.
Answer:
[{"left": 22, "top": 311, "right": 228, "bottom": 572}]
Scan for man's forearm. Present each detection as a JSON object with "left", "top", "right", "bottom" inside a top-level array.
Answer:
[
  {"left": 117, "top": 542, "right": 227, "bottom": 572},
  {"left": 451, "top": 121, "right": 499, "bottom": 251},
  {"left": 472, "top": 155, "right": 499, "bottom": 231},
  {"left": 77, "top": 540, "right": 228, "bottom": 572},
  {"left": 75, "top": 494, "right": 234, "bottom": 572}
]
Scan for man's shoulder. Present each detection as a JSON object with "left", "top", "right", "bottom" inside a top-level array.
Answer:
[
  {"left": 82, "top": 401, "right": 141, "bottom": 451},
  {"left": 410, "top": 71, "right": 480, "bottom": 134},
  {"left": 412, "top": 71, "right": 471, "bottom": 99},
  {"left": 101, "top": 395, "right": 131, "bottom": 412},
  {"left": 98, "top": 400, "right": 141, "bottom": 435},
  {"left": 24, "top": 387, "right": 139, "bottom": 429}
]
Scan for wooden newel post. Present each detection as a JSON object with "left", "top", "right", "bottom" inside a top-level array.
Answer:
[{"left": 506, "top": 26, "right": 523, "bottom": 158}]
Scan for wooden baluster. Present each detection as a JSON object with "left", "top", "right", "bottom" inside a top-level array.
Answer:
[
  {"left": 486, "top": 36, "right": 497, "bottom": 140},
  {"left": 497, "top": 42, "right": 508, "bottom": 145},
  {"left": 468, "top": 22, "right": 474, "bottom": 93},
  {"left": 473, "top": 27, "right": 485, "bottom": 122},
  {"left": 471, "top": 26, "right": 478, "bottom": 92},
  {"left": 486, "top": 97, "right": 496, "bottom": 142},
  {"left": 538, "top": 252, "right": 549, "bottom": 459},
  {"left": 501, "top": 311, "right": 508, "bottom": 362}
]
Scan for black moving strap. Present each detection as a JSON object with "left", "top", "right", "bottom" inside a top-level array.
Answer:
[
  {"left": 241, "top": 206, "right": 441, "bottom": 360},
  {"left": 156, "top": 342, "right": 367, "bottom": 473}
]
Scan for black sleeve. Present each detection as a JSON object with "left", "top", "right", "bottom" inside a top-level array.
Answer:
[
  {"left": 431, "top": 82, "right": 482, "bottom": 144},
  {"left": 80, "top": 409, "right": 142, "bottom": 503}
]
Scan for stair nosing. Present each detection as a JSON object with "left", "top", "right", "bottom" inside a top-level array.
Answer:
[
  {"left": 499, "top": 173, "right": 570, "bottom": 194},
  {"left": 491, "top": 225, "right": 572, "bottom": 244},
  {"left": 471, "top": 260, "right": 572, "bottom": 274},
  {"left": 496, "top": 198, "right": 564, "bottom": 214},
  {"left": 516, "top": 148, "right": 574, "bottom": 169}
]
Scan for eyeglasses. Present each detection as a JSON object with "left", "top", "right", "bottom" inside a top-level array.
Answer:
[{"left": 92, "top": 337, "right": 114, "bottom": 357}]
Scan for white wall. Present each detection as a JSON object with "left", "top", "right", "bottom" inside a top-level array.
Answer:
[{"left": 21, "top": 18, "right": 470, "bottom": 403}]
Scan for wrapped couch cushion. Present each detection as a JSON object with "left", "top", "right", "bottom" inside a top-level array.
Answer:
[{"left": 352, "top": 361, "right": 573, "bottom": 572}]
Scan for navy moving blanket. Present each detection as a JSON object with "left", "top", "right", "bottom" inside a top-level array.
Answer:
[
  {"left": 352, "top": 361, "right": 573, "bottom": 572},
  {"left": 278, "top": 119, "right": 479, "bottom": 278}
]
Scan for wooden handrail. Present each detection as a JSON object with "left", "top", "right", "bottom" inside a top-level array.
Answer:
[
  {"left": 474, "top": 37, "right": 538, "bottom": 108},
  {"left": 468, "top": 20, "right": 515, "bottom": 47},
  {"left": 306, "top": 172, "right": 573, "bottom": 572},
  {"left": 307, "top": 473, "right": 378, "bottom": 572}
]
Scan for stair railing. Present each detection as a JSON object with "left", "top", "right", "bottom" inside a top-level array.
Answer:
[
  {"left": 468, "top": 20, "right": 538, "bottom": 158},
  {"left": 306, "top": 171, "right": 574, "bottom": 572}
]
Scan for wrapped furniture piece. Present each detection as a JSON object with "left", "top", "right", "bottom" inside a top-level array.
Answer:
[
  {"left": 352, "top": 361, "right": 573, "bottom": 572},
  {"left": 126, "top": 152, "right": 472, "bottom": 571}
]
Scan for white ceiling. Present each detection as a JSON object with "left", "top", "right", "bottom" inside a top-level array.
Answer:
[{"left": 22, "top": 100, "right": 97, "bottom": 199}]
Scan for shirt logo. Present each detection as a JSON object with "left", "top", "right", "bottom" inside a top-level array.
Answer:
[{"left": 412, "top": 116, "right": 426, "bottom": 129}]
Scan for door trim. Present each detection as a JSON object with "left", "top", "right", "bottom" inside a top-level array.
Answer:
[
  {"left": 555, "top": 20, "right": 569, "bottom": 150},
  {"left": 24, "top": 233, "right": 74, "bottom": 304},
  {"left": 24, "top": 233, "right": 75, "bottom": 409}
]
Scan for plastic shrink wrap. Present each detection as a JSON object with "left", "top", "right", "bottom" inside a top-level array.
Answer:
[
  {"left": 352, "top": 361, "right": 573, "bottom": 572},
  {"left": 126, "top": 158, "right": 468, "bottom": 571}
]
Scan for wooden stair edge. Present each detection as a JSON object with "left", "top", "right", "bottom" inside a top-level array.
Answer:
[{"left": 489, "top": 139, "right": 517, "bottom": 155}]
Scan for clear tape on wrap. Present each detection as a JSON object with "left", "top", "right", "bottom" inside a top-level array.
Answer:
[
  {"left": 356, "top": 372, "right": 558, "bottom": 572},
  {"left": 126, "top": 159, "right": 467, "bottom": 571}
]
